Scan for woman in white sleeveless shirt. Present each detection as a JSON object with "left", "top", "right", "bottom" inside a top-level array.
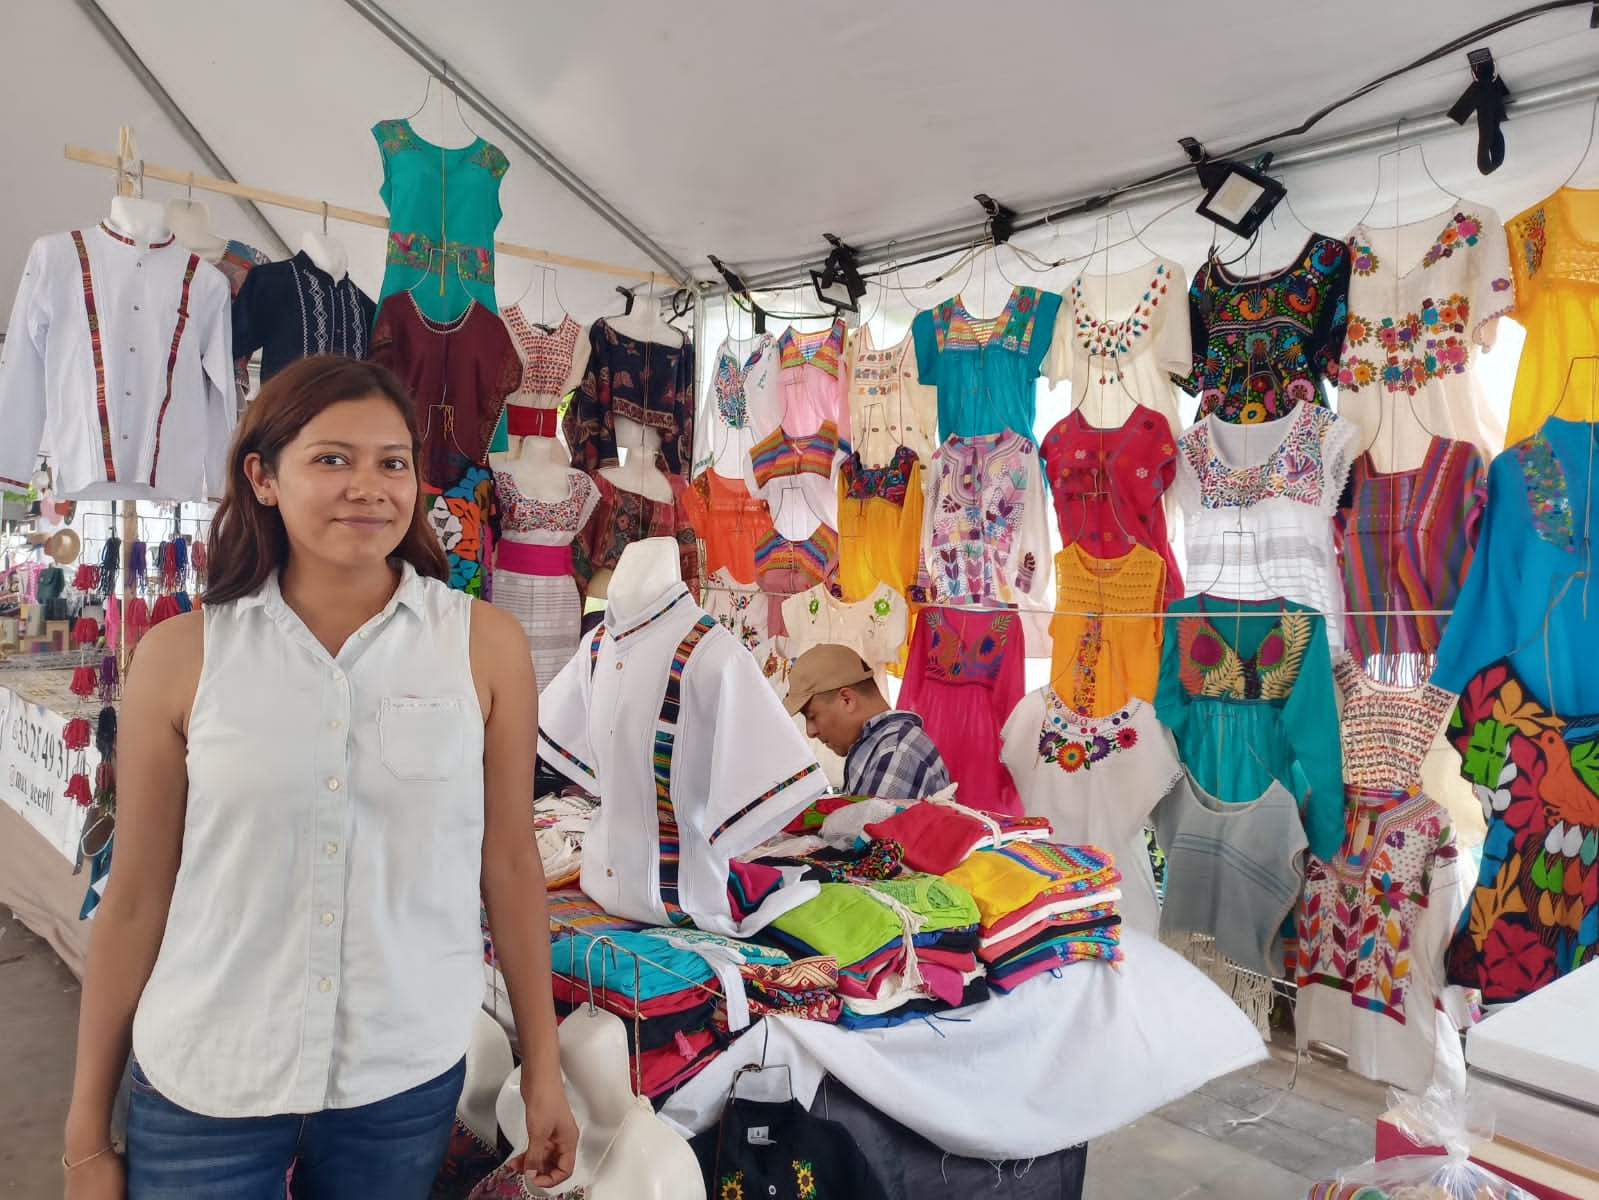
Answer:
[{"left": 62, "top": 357, "right": 577, "bottom": 1199}]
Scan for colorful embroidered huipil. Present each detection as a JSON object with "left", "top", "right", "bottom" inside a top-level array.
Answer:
[
  {"left": 1503, "top": 188, "right": 1599, "bottom": 442},
  {"left": 763, "top": 317, "right": 847, "bottom": 439},
  {"left": 899, "top": 607, "right": 1027, "bottom": 815},
  {"left": 231, "top": 252, "right": 376, "bottom": 382},
  {"left": 1154, "top": 596, "right": 1344, "bottom": 860},
  {"left": 694, "top": 331, "right": 777, "bottom": 477},
  {"left": 1047, "top": 543, "right": 1166, "bottom": 716},
  {"left": 836, "top": 445, "right": 923, "bottom": 602},
  {"left": 912, "top": 284, "right": 1061, "bottom": 442},
  {"left": 1180, "top": 234, "right": 1350, "bottom": 424},
  {"left": 571, "top": 473, "right": 700, "bottom": 601},
  {"left": 499, "top": 309, "right": 589, "bottom": 437},
  {"left": 1336, "top": 436, "right": 1486, "bottom": 666},
  {"left": 372, "top": 118, "right": 507, "bottom": 323},
  {"left": 1295, "top": 656, "right": 1469, "bottom": 1092},
  {"left": 1175, "top": 401, "right": 1358, "bottom": 652},
  {"left": 917, "top": 432, "right": 1053, "bottom": 621},
  {"left": 536, "top": 584, "right": 826, "bottom": 935},
  {"left": 0, "top": 222, "right": 234, "bottom": 500},
  {"left": 427, "top": 464, "right": 498, "bottom": 596},
  {"left": 565, "top": 318, "right": 696, "bottom": 476},
  {"left": 1039, "top": 403, "right": 1182, "bottom": 598},
  {"left": 1044, "top": 258, "right": 1191, "bottom": 431},
  {"left": 846, "top": 325, "right": 939, "bottom": 464},
  {"left": 1337, "top": 210, "right": 1513, "bottom": 465}
]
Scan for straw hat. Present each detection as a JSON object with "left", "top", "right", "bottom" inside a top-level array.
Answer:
[{"left": 44, "top": 527, "right": 81, "bottom": 565}]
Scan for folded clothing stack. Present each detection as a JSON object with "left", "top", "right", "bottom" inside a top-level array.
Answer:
[{"left": 945, "top": 842, "right": 1124, "bottom": 993}]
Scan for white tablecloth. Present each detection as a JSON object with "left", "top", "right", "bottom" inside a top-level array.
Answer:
[{"left": 659, "top": 929, "right": 1267, "bottom": 1159}]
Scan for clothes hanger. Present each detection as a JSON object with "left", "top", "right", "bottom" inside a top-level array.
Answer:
[
  {"left": 1554, "top": 95, "right": 1599, "bottom": 191},
  {"left": 1352, "top": 126, "right": 1463, "bottom": 230}
]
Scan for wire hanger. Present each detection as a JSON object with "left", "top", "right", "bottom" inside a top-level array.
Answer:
[
  {"left": 1555, "top": 95, "right": 1599, "bottom": 192},
  {"left": 1353, "top": 126, "right": 1463, "bottom": 230}
]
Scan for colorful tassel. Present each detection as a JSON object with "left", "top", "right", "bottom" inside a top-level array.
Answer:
[
  {"left": 173, "top": 536, "right": 189, "bottom": 581},
  {"left": 70, "top": 666, "right": 97, "bottom": 698},
  {"left": 150, "top": 594, "right": 181, "bottom": 625},
  {"left": 62, "top": 718, "right": 92, "bottom": 751},
  {"left": 93, "top": 761, "right": 116, "bottom": 809},
  {"left": 103, "top": 597, "right": 120, "bottom": 653},
  {"left": 73, "top": 563, "right": 99, "bottom": 591},
  {"left": 174, "top": 591, "right": 193, "bottom": 613},
  {"left": 98, "top": 537, "right": 120, "bottom": 597},
  {"left": 72, "top": 616, "right": 99, "bottom": 646},
  {"left": 65, "top": 773, "right": 93, "bottom": 808},
  {"left": 159, "top": 540, "right": 179, "bottom": 590},
  {"left": 98, "top": 657, "right": 118, "bottom": 704},
  {"left": 95, "top": 706, "right": 117, "bottom": 759},
  {"left": 191, "top": 540, "right": 207, "bottom": 576},
  {"left": 128, "top": 541, "right": 148, "bottom": 592},
  {"left": 125, "top": 598, "right": 151, "bottom": 648}
]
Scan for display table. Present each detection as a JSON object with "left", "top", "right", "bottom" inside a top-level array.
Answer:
[{"left": 0, "top": 670, "right": 102, "bottom": 977}]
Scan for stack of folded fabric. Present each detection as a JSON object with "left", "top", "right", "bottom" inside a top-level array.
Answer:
[
  {"left": 762, "top": 873, "right": 985, "bottom": 1029},
  {"left": 944, "top": 843, "right": 1124, "bottom": 994}
]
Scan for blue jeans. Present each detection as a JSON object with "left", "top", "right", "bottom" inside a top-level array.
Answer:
[{"left": 125, "top": 1058, "right": 465, "bottom": 1200}]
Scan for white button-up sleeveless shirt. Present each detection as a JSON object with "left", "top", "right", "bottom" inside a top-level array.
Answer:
[{"left": 132, "top": 564, "right": 486, "bottom": 1117}]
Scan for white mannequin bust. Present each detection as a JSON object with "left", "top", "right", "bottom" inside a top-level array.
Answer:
[
  {"left": 600, "top": 417, "right": 674, "bottom": 504},
  {"left": 606, "top": 537, "right": 683, "bottom": 623},
  {"left": 498, "top": 1007, "right": 704, "bottom": 1200},
  {"left": 164, "top": 198, "right": 226, "bottom": 261},
  {"left": 460, "top": 1010, "right": 515, "bottom": 1148},
  {"left": 491, "top": 434, "right": 573, "bottom": 508},
  {"left": 606, "top": 295, "right": 684, "bottom": 348},
  {"left": 299, "top": 230, "right": 350, "bottom": 280},
  {"left": 108, "top": 196, "right": 170, "bottom": 245}
]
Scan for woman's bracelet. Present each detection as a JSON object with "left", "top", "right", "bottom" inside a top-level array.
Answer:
[{"left": 62, "top": 1145, "right": 115, "bottom": 1171}]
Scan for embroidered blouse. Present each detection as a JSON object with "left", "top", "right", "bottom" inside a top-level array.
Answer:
[
  {"left": 491, "top": 467, "right": 597, "bottom": 543},
  {"left": 1336, "top": 436, "right": 1486, "bottom": 664},
  {"left": 781, "top": 582, "right": 908, "bottom": 672},
  {"left": 764, "top": 317, "right": 847, "bottom": 439},
  {"left": 1048, "top": 542, "right": 1167, "bottom": 717},
  {"left": 231, "top": 251, "right": 376, "bottom": 382},
  {"left": 565, "top": 318, "right": 696, "bottom": 476},
  {"left": 1179, "top": 234, "right": 1351, "bottom": 424},
  {"left": 836, "top": 446, "right": 923, "bottom": 603},
  {"left": 694, "top": 332, "right": 778, "bottom": 477},
  {"left": 1336, "top": 210, "right": 1513, "bottom": 466},
  {"left": 681, "top": 468, "right": 775, "bottom": 586},
  {"left": 1039, "top": 403, "right": 1182, "bottom": 600},
  {"left": 917, "top": 432, "right": 1053, "bottom": 624},
  {"left": 1174, "top": 402, "right": 1359, "bottom": 651},
  {"left": 702, "top": 567, "right": 770, "bottom": 653},
  {"left": 1154, "top": 595, "right": 1344, "bottom": 860},
  {"left": 1503, "top": 188, "right": 1599, "bottom": 441},
  {"left": 570, "top": 472, "right": 701, "bottom": 600},
  {"left": 500, "top": 309, "right": 589, "bottom": 412},
  {"left": 372, "top": 117, "right": 508, "bottom": 322},
  {"left": 367, "top": 295, "right": 521, "bottom": 491},
  {"left": 846, "top": 325, "right": 939, "bottom": 464},
  {"left": 912, "top": 285, "right": 1062, "bottom": 442},
  {"left": 749, "top": 421, "right": 843, "bottom": 540},
  {"left": 1044, "top": 258, "right": 1191, "bottom": 431}
]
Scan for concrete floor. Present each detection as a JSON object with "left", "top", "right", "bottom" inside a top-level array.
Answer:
[{"left": 0, "top": 907, "right": 1387, "bottom": 1198}]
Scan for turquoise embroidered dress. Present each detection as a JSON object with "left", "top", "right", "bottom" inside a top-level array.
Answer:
[
  {"left": 1154, "top": 596, "right": 1345, "bottom": 861},
  {"left": 912, "top": 285, "right": 1061, "bottom": 442}
]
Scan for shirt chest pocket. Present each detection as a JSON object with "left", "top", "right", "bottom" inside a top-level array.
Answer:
[{"left": 378, "top": 696, "right": 473, "bottom": 782}]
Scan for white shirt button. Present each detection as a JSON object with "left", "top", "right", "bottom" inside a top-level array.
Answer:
[
  {"left": 327, "top": 778, "right": 340, "bottom": 792},
  {"left": 318, "top": 978, "right": 332, "bottom": 993},
  {"left": 322, "top": 912, "right": 335, "bottom": 927},
  {"left": 329, "top": 717, "right": 342, "bottom": 730},
  {"left": 331, "top": 669, "right": 344, "bottom": 682},
  {"left": 325, "top": 841, "right": 338, "bottom": 857},
  {"left": 358, "top": 630, "right": 369, "bottom": 640}
]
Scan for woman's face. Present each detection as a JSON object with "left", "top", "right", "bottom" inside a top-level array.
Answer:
[{"left": 246, "top": 394, "right": 418, "bottom": 572}]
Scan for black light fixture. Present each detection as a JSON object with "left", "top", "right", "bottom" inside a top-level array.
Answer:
[
  {"left": 1180, "top": 137, "right": 1287, "bottom": 239},
  {"left": 810, "top": 234, "right": 867, "bottom": 312}
]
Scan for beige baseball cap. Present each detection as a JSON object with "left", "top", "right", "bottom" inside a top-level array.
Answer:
[{"left": 783, "top": 644, "right": 875, "bottom": 716}]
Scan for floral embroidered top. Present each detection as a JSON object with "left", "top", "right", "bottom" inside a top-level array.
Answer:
[
  {"left": 570, "top": 472, "right": 700, "bottom": 599},
  {"left": 500, "top": 309, "right": 590, "bottom": 414},
  {"left": 1336, "top": 436, "right": 1486, "bottom": 665},
  {"left": 1175, "top": 401, "right": 1358, "bottom": 651},
  {"left": 917, "top": 432, "right": 1053, "bottom": 624},
  {"left": 1433, "top": 418, "right": 1599, "bottom": 716},
  {"left": 1039, "top": 403, "right": 1182, "bottom": 600},
  {"left": 1295, "top": 657, "right": 1468, "bottom": 1093},
  {"left": 1336, "top": 210, "right": 1513, "bottom": 467},
  {"left": 912, "top": 285, "right": 1062, "bottom": 442},
  {"left": 372, "top": 117, "right": 508, "bottom": 323},
  {"left": 846, "top": 325, "right": 939, "bottom": 464},
  {"left": 1154, "top": 595, "right": 1344, "bottom": 860},
  {"left": 836, "top": 446, "right": 923, "bottom": 603},
  {"left": 1179, "top": 234, "right": 1351, "bottom": 424},
  {"left": 702, "top": 566, "right": 770, "bottom": 653},
  {"left": 564, "top": 319, "right": 697, "bottom": 476},
  {"left": 1504, "top": 188, "right": 1599, "bottom": 441},
  {"left": 764, "top": 317, "right": 848, "bottom": 439},
  {"left": 1048, "top": 543, "right": 1167, "bottom": 718},
  {"left": 491, "top": 466, "right": 598, "bottom": 544},
  {"left": 1044, "top": 257, "right": 1192, "bottom": 431},
  {"left": 781, "top": 582, "right": 908, "bottom": 671},
  {"left": 681, "top": 468, "right": 775, "bottom": 586},
  {"left": 694, "top": 331, "right": 778, "bottom": 478}
]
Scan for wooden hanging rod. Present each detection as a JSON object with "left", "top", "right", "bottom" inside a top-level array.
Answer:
[{"left": 63, "top": 144, "right": 682, "bottom": 286}]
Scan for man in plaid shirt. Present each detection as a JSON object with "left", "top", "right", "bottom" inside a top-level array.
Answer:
[{"left": 786, "top": 644, "right": 951, "bottom": 800}]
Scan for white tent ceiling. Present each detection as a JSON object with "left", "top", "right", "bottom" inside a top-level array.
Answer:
[{"left": 5, "top": 0, "right": 1599, "bottom": 330}]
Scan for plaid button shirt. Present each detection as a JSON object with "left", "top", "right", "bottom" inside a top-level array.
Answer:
[{"left": 844, "top": 711, "right": 951, "bottom": 800}]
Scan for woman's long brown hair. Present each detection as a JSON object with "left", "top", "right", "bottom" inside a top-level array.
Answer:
[{"left": 204, "top": 356, "right": 449, "bottom": 605}]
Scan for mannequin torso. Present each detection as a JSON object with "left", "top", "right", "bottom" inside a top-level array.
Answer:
[
  {"left": 108, "top": 196, "right": 170, "bottom": 245},
  {"left": 599, "top": 417, "right": 674, "bottom": 503},
  {"left": 491, "top": 435, "right": 573, "bottom": 508},
  {"left": 299, "top": 230, "right": 351, "bottom": 281},
  {"left": 605, "top": 302, "right": 685, "bottom": 348},
  {"left": 164, "top": 199, "right": 226, "bottom": 261},
  {"left": 459, "top": 1010, "right": 514, "bottom": 1148},
  {"left": 606, "top": 537, "right": 684, "bottom": 621}
]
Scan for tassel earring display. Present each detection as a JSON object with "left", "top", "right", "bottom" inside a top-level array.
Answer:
[
  {"left": 98, "top": 657, "right": 118, "bottom": 704},
  {"left": 150, "top": 595, "right": 181, "bottom": 626},
  {"left": 174, "top": 591, "right": 193, "bottom": 614},
  {"left": 73, "top": 563, "right": 99, "bottom": 592},
  {"left": 159, "top": 540, "right": 180, "bottom": 591},
  {"left": 190, "top": 540, "right": 207, "bottom": 578},
  {"left": 93, "top": 761, "right": 116, "bottom": 810},
  {"left": 172, "top": 536, "right": 189, "bottom": 585},
  {"left": 62, "top": 718, "right": 92, "bottom": 751},
  {"left": 98, "top": 536, "right": 120, "bottom": 598},
  {"left": 72, "top": 616, "right": 100, "bottom": 646},
  {"left": 95, "top": 705, "right": 117, "bottom": 759},
  {"left": 103, "top": 597, "right": 120, "bottom": 653},
  {"left": 65, "top": 773, "right": 93, "bottom": 808},
  {"left": 70, "top": 665, "right": 97, "bottom": 698},
  {"left": 127, "top": 541, "right": 148, "bottom": 592},
  {"left": 124, "top": 598, "right": 151, "bottom": 650}
]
